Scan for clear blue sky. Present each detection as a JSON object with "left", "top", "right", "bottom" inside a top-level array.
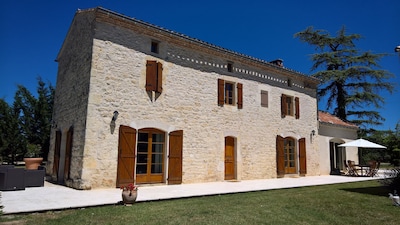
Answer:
[{"left": 1, "top": 0, "right": 399, "bottom": 130}]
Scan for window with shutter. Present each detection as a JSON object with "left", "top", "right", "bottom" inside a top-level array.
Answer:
[
  {"left": 217, "top": 79, "right": 243, "bottom": 109},
  {"left": 281, "top": 94, "right": 299, "bottom": 119}
]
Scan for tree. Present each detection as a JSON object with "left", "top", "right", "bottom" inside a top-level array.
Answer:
[
  {"left": 295, "top": 26, "right": 395, "bottom": 127},
  {"left": 0, "top": 77, "right": 54, "bottom": 163},
  {"left": 0, "top": 99, "right": 25, "bottom": 163}
]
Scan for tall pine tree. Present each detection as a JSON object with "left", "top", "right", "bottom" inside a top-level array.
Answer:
[{"left": 295, "top": 26, "right": 394, "bottom": 127}]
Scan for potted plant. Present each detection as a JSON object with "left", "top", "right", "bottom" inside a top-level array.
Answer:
[
  {"left": 120, "top": 183, "right": 138, "bottom": 205},
  {"left": 23, "top": 144, "right": 43, "bottom": 170}
]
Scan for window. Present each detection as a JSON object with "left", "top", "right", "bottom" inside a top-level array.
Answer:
[
  {"left": 151, "top": 41, "right": 159, "bottom": 54},
  {"left": 146, "top": 60, "right": 163, "bottom": 93},
  {"left": 136, "top": 128, "right": 165, "bottom": 183},
  {"left": 227, "top": 62, "right": 233, "bottom": 72},
  {"left": 218, "top": 79, "right": 243, "bottom": 109},
  {"left": 281, "top": 94, "right": 299, "bottom": 119},
  {"left": 261, "top": 90, "right": 268, "bottom": 107},
  {"left": 225, "top": 82, "right": 234, "bottom": 105}
]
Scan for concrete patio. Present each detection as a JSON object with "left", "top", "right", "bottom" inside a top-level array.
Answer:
[{"left": 1, "top": 175, "right": 382, "bottom": 214}]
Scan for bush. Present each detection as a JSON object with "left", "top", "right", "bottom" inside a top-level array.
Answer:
[{"left": 380, "top": 168, "right": 400, "bottom": 192}]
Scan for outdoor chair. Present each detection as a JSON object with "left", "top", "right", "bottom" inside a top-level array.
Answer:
[
  {"left": 347, "top": 160, "right": 359, "bottom": 176},
  {"left": 0, "top": 165, "right": 25, "bottom": 191},
  {"left": 25, "top": 169, "right": 45, "bottom": 187},
  {"left": 370, "top": 161, "right": 380, "bottom": 177},
  {"left": 343, "top": 160, "right": 351, "bottom": 176}
]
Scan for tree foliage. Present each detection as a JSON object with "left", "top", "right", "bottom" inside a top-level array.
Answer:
[
  {"left": 295, "top": 26, "right": 395, "bottom": 127},
  {"left": 0, "top": 77, "right": 54, "bottom": 163}
]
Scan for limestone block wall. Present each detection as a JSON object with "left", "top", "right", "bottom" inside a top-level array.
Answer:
[
  {"left": 52, "top": 8, "right": 320, "bottom": 189},
  {"left": 48, "top": 11, "right": 95, "bottom": 189},
  {"left": 77, "top": 17, "right": 319, "bottom": 188}
]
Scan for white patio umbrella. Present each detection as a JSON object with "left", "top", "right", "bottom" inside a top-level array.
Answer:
[
  {"left": 338, "top": 138, "right": 387, "bottom": 149},
  {"left": 338, "top": 138, "right": 386, "bottom": 164}
]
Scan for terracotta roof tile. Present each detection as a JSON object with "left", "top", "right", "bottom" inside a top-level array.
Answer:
[{"left": 318, "top": 111, "right": 358, "bottom": 129}]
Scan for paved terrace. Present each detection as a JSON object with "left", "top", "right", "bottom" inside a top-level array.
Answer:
[{"left": 1, "top": 175, "right": 382, "bottom": 214}]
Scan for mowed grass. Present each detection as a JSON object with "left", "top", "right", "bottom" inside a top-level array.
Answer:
[{"left": 1, "top": 180, "right": 399, "bottom": 225}]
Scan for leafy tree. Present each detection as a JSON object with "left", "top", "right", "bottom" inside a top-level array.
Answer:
[{"left": 295, "top": 26, "right": 395, "bottom": 127}]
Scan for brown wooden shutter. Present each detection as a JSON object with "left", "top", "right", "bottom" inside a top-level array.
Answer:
[
  {"left": 156, "top": 62, "right": 163, "bottom": 93},
  {"left": 276, "top": 135, "right": 285, "bottom": 177},
  {"left": 281, "top": 94, "right": 287, "bottom": 117},
  {"left": 53, "top": 130, "right": 61, "bottom": 181},
  {"left": 116, "top": 125, "right": 137, "bottom": 188},
  {"left": 237, "top": 83, "right": 243, "bottom": 109},
  {"left": 64, "top": 126, "right": 73, "bottom": 181},
  {"left": 146, "top": 60, "right": 157, "bottom": 91},
  {"left": 261, "top": 90, "right": 268, "bottom": 107},
  {"left": 218, "top": 79, "right": 224, "bottom": 106},
  {"left": 299, "top": 138, "right": 307, "bottom": 176},
  {"left": 168, "top": 130, "right": 183, "bottom": 184},
  {"left": 295, "top": 97, "right": 300, "bottom": 119}
]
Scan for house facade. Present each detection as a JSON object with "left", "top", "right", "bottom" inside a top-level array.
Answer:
[
  {"left": 47, "top": 7, "right": 320, "bottom": 189},
  {"left": 318, "top": 111, "right": 358, "bottom": 175}
]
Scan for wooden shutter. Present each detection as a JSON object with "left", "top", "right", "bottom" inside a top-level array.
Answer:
[
  {"left": 157, "top": 62, "right": 163, "bottom": 93},
  {"left": 146, "top": 60, "right": 157, "bottom": 92},
  {"left": 168, "top": 130, "right": 183, "bottom": 184},
  {"left": 299, "top": 138, "right": 307, "bottom": 176},
  {"left": 64, "top": 126, "right": 73, "bottom": 181},
  {"left": 261, "top": 90, "right": 268, "bottom": 107},
  {"left": 218, "top": 79, "right": 224, "bottom": 106},
  {"left": 276, "top": 135, "right": 285, "bottom": 177},
  {"left": 116, "top": 125, "right": 137, "bottom": 188},
  {"left": 281, "top": 94, "right": 287, "bottom": 117},
  {"left": 53, "top": 130, "right": 61, "bottom": 181},
  {"left": 237, "top": 83, "right": 243, "bottom": 109},
  {"left": 295, "top": 97, "right": 300, "bottom": 119}
]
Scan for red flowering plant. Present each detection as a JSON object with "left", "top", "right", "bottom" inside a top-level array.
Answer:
[{"left": 120, "top": 183, "right": 138, "bottom": 192}]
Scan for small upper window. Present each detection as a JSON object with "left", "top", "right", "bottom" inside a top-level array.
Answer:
[
  {"left": 151, "top": 41, "right": 159, "bottom": 54},
  {"left": 227, "top": 62, "right": 233, "bottom": 72}
]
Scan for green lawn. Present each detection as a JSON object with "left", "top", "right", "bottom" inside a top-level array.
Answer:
[{"left": 1, "top": 180, "right": 400, "bottom": 225}]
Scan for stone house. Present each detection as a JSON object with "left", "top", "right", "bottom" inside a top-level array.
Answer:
[
  {"left": 318, "top": 111, "right": 358, "bottom": 175},
  {"left": 47, "top": 7, "right": 320, "bottom": 190}
]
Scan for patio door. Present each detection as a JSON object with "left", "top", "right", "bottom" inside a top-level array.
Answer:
[
  {"left": 136, "top": 128, "right": 165, "bottom": 184},
  {"left": 284, "top": 137, "right": 296, "bottom": 174}
]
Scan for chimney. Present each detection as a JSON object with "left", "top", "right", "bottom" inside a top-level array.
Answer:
[{"left": 270, "top": 59, "right": 283, "bottom": 67}]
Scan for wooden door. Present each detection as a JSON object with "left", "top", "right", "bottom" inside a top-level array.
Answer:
[
  {"left": 299, "top": 138, "right": 306, "bottom": 176},
  {"left": 276, "top": 135, "right": 285, "bottom": 177},
  {"left": 64, "top": 127, "right": 73, "bottom": 181},
  {"left": 136, "top": 129, "right": 164, "bottom": 184},
  {"left": 168, "top": 130, "right": 183, "bottom": 185},
  {"left": 53, "top": 130, "right": 61, "bottom": 181},
  {"left": 116, "top": 125, "right": 136, "bottom": 188},
  {"left": 284, "top": 138, "right": 296, "bottom": 174},
  {"left": 225, "top": 136, "right": 235, "bottom": 180}
]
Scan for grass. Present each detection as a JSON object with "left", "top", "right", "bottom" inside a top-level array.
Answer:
[{"left": 1, "top": 180, "right": 400, "bottom": 225}]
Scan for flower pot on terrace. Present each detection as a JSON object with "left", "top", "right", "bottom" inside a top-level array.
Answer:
[
  {"left": 24, "top": 157, "right": 43, "bottom": 170},
  {"left": 122, "top": 189, "right": 138, "bottom": 204}
]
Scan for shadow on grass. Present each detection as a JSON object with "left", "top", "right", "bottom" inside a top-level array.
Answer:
[{"left": 340, "top": 185, "right": 391, "bottom": 197}]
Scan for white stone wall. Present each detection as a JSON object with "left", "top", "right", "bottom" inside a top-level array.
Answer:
[
  {"left": 52, "top": 10, "right": 319, "bottom": 189},
  {"left": 318, "top": 124, "right": 358, "bottom": 175}
]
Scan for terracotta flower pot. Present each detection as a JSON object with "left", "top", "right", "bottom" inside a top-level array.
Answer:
[
  {"left": 24, "top": 157, "right": 43, "bottom": 170},
  {"left": 122, "top": 189, "right": 137, "bottom": 204}
]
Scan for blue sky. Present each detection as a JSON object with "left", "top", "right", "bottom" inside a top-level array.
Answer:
[{"left": 1, "top": 0, "right": 399, "bottom": 130}]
